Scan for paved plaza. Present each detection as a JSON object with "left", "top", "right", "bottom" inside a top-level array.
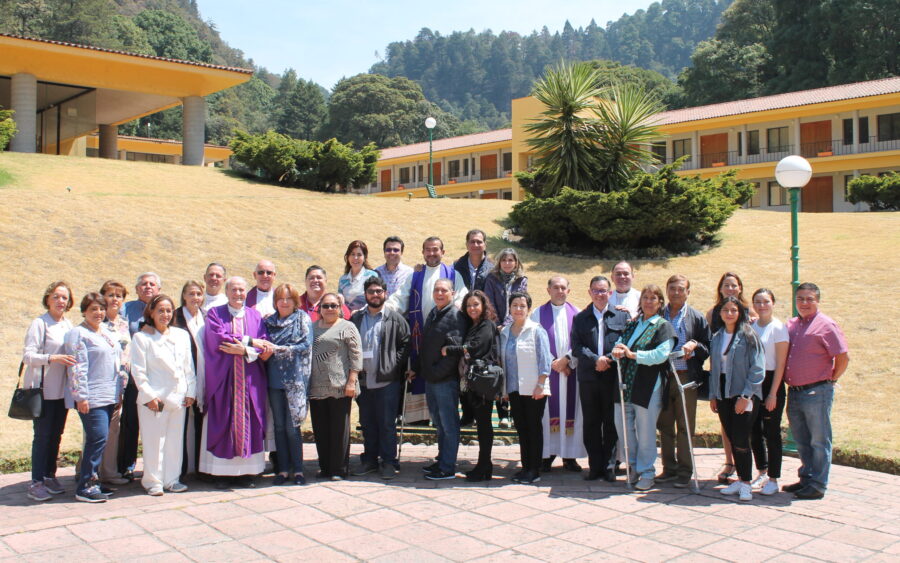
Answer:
[{"left": 1, "top": 443, "right": 898, "bottom": 562}]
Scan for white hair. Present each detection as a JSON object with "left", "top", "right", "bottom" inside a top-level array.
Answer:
[
  {"left": 135, "top": 272, "right": 161, "bottom": 288},
  {"left": 225, "top": 276, "right": 248, "bottom": 291}
]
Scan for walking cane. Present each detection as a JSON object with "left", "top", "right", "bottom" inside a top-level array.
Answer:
[
  {"left": 615, "top": 358, "right": 633, "bottom": 491},
  {"left": 398, "top": 377, "right": 409, "bottom": 459},
  {"left": 668, "top": 350, "right": 701, "bottom": 493}
]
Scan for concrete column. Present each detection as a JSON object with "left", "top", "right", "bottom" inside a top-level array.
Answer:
[
  {"left": 98, "top": 124, "right": 118, "bottom": 159},
  {"left": 691, "top": 130, "right": 699, "bottom": 169},
  {"left": 10, "top": 73, "right": 37, "bottom": 153},
  {"left": 740, "top": 124, "right": 748, "bottom": 164},
  {"left": 852, "top": 110, "right": 860, "bottom": 154},
  {"left": 181, "top": 96, "right": 206, "bottom": 166},
  {"left": 792, "top": 118, "right": 801, "bottom": 153}
]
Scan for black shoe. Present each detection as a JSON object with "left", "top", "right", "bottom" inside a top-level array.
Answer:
[
  {"left": 75, "top": 487, "right": 107, "bottom": 503},
  {"left": 273, "top": 474, "right": 288, "bottom": 486},
  {"left": 519, "top": 471, "right": 541, "bottom": 485},
  {"left": 465, "top": 465, "right": 492, "bottom": 482},
  {"left": 603, "top": 468, "right": 617, "bottom": 483},
  {"left": 121, "top": 470, "right": 135, "bottom": 483},
  {"left": 424, "top": 470, "right": 456, "bottom": 481},
  {"left": 293, "top": 474, "right": 307, "bottom": 486},
  {"left": 562, "top": 459, "right": 582, "bottom": 472},
  {"left": 656, "top": 471, "right": 679, "bottom": 483},
  {"left": 214, "top": 479, "right": 230, "bottom": 490},
  {"left": 541, "top": 458, "right": 553, "bottom": 472},
  {"left": 422, "top": 462, "right": 440, "bottom": 473},
  {"left": 352, "top": 463, "right": 379, "bottom": 476},
  {"left": 315, "top": 471, "right": 329, "bottom": 479},
  {"left": 614, "top": 463, "right": 626, "bottom": 476},
  {"left": 782, "top": 481, "right": 806, "bottom": 493},
  {"left": 511, "top": 470, "right": 528, "bottom": 483},
  {"left": 793, "top": 485, "right": 825, "bottom": 500},
  {"left": 459, "top": 416, "right": 474, "bottom": 427},
  {"left": 236, "top": 476, "right": 256, "bottom": 488},
  {"left": 584, "top": 469, "right": 602, "bottom": 481}
]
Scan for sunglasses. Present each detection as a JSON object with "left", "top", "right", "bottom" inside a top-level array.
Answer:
[
  {"left": 366, "top": 288, "right": 385, "bottom": 295},
  {"left": 384, "top": 248, "right": 402, "bottom": 253},
  {"left": 320, "top": 303, "right": 340, "bottom": 310}
]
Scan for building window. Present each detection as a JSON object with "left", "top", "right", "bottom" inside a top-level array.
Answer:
[
  {"left": 447, "top": 160, "right": 460, "bottom": 179},
  {"left": 417, "top": 165, "right": 424, "bottom": 182},
  {"left": 877, "top": 112, "right": 900, "bottom": 141},
  {"left": 502, "top": 152, "right": 512, "bottom": 172},
  {"left": 842, "top": 119, "right": 853, "bottom": 145},
  {"left": 768, "top": 181, "right": 787, "bottom": 206},
  {"left": 737, "top": 131, "right": 760, "bottom": 156},
  {"left": 767, "top": 127, "right": 790, "bottom": 153},
  {"left": 744, "top": 182, "right": 761, "bottom": 208},
  {"left": 672, "top": 139, "right": 691, "bottom": 161},
  {"left": 859, "top": 117, "right": 870, "bottom": 144},
  {"left": 651, "top": 141, "right": 666, "bottom": 162},
  {"left": 399, "top": 167, "right": 410, "bottom": 185}
]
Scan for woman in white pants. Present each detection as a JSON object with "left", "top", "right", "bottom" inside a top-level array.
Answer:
[{"left": 131, "top": 295, "right": 196, "bottom": 496}]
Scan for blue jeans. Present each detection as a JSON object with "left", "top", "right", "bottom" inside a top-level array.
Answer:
[
  {"left": 787, "top": 382, "right": 834, "bottom": 492},
  {"left": 356, "top": 381, "right": 402, "bottom": 467},
  {"left": 31, "top": 399, "right": 68, "bottom": 482},
  {"left": 78, "top": 404, "right": 114, "bottom": 493},
  {"left": 268, "top": 388, "right": 304, "bottom": 475},
  {"left": 425, "top": 380, "right": 460, "bottom": 473},
  {"left": 614, "top": 377, "right": 664, "bottom": 479}
]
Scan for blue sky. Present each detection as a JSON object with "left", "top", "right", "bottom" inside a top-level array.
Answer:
[{"left": 196, "top": 0, "right": 653, "bottom": 89}]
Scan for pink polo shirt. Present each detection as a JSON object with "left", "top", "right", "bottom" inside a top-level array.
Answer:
[{"left": 784, "top": 311, "right": 848, "bottom": 387}]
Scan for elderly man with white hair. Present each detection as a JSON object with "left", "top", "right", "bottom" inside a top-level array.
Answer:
[{"left": 200, "top": 276, "right": 274, "bottom": 488}]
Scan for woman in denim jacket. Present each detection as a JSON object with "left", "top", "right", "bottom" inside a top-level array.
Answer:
[{"left": 709, "top": 296, "right": 765, "bottom": 502}]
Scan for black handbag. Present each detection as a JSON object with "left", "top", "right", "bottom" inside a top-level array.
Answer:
[
  {"left": 464, "top": 328, "right": 504, "bottom": 402},
  {"left": 8, "top": 362, "right": 44, "bottom": 420}
]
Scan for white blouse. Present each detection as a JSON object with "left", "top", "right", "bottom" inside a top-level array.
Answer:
[{"left": 130, "top": 327, "right": 196, "bottom": 410}]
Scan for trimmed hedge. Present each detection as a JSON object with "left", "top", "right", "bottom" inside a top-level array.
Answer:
[{"left": 847, "top": 172, "right": 900, "bottom": 211}]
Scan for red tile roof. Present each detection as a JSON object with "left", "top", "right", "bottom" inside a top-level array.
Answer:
[
  {"left": 379, "top": 128, "right": 512, "bottom": 160},
  {"left": 655, "top": 76, "right": 900, "bottom": 125},
  {"left": 0, "top": 33, "right": 254, "bottom": 74}
]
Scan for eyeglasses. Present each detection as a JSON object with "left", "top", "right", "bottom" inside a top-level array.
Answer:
[
  {"left": 795, "top": 296, "right": 818, "bottom": 303},
  {"left": 320, "top": 303, "right": 340, "bottom": 310},
  {"left": 256, "top": 270, "right": 274, "bottom": 276},
  {"left": 365, "top": 288, "right": 385, "bottom": 295},
  {"left": 384, "top": 248, "right": 402, "bottom": 253},
  {"left": 590, "top": 289, "right": 610, "bottom": 296}
]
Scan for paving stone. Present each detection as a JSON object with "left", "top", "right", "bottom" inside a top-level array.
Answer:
[
  {"left": 129, "top": 509, "right": 202, "bottom": 532},
  {"left": 210, "top": 513, "right": 286, "bottom": 539},
  {"left": 154, "top": 523, "right": 230, "bottom": 548},
  {"left": 790, "top": 537, "right": 876, "bottom": 561},
  {"left": 329, "top": 531, "right": 408, "bottom": 559},
  {"left": 180, "top": 540, "right": 266, "bottom": 561},
  {"left": 67, "top": 517, "right": 145, "bottom": 542},
  {"left": 3, "top": 527, "right": 83, "bottom": 554},
  {"left": 92, "top": 533, "right": 172, "bottom": 560},
  {"left": 425, "top": 534, "right": 504, "bottom": 561},
  {"left": 239, "top": 529, "right": 317, "bottom": 558},
  {"left": 344, "top": 507, "right": 417, "bottom": 532},
  {"left": 514, "top": 536, "right": 596, "bottom": 561},
  {"left": 274, "top": 544, "right": 358, "bottom": 562},
  {"left": 613, "top": 536, "right": 689, "bottom": 562}
]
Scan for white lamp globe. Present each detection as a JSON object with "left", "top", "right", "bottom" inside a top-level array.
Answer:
[
  {"left": 775, "top": 155, "right": 812, "bottom": 188},
  {"left": 425, "top": 117, "right": 437, "bottom": 129}
]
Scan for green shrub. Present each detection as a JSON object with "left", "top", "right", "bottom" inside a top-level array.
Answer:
[
  {"left": 0, "top": 107, "right": 16, "bottom": 152},
  {"left": 229, "top": 130, "right": 377, "bottom": 191},
  {"left": 847, "top": 173, "right": 900, "bottom": 211},
  {"left": 510, "top": 162, "right": 753, "bottom": 255}
]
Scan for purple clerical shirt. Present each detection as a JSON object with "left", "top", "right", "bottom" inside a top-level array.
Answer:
[
  {"left": 784, "top": 311, "right": 848, "bottom": 387},
  {"left": 203, "top": 304, "right": 268, "bottom": 459}
]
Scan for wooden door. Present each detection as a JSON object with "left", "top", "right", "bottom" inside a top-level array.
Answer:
[
  {"left": 480, "top": 154, "right": 498, "bottom": 180},
  {"left": 428, "top": 162, "right": 442, "bottom": 185},
  {"left": 802, "top": 176, "right": 834, "bottom": 213},
  {"left": 800, "top": 120, "right": 832, "bottom": 157},
  {"left": 480, "top": 192, "right": 498, "bottom": 199},
  {"left": 380, "top": 169, "right": 391, "bottom": 192},
  {"left": 700, "top": 133, "right": 728, "bottom": 168}
]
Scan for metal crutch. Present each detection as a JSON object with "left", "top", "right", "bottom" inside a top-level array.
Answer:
[
  {"left": 668, "top": 350, "right": 701, "bottom": 493},
  {"left": 397, "top": 377, "right": 409, "bottom": 459},
  {"left": 615, "top": 358, "right": 634, "bottom": 491}
]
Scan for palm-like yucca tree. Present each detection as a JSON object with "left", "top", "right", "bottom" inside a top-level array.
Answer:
[
  {"left": 592, "top": 82, "right": 665, "bottom": 193},
  {"left": 524, "top": 62, "right": 606, "bottom": 196},
  {"left": 524, "top": 62, "right": 663, "bottom": 196}
]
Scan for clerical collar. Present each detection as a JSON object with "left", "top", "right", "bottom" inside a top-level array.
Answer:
[
  {"left": 592, "top": 304, "right": 608, "bottom": 316},
  {"left": 228, "top": 305, "right": 245, "bottom": 318},
  {"left": 551, "top": 302, "right": 567, "bottom": 310}
]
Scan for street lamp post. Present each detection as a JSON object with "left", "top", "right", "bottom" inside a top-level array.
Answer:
[
  {"left": 775, "top": 155, "right": 812, "bottom": 317},
  {"left": 425, "top": 117, "right": 436, "bottom": 192}
]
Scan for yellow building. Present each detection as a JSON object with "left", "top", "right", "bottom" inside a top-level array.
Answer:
[
  {"left": 84, "top": 134, "right": 232, "bottom": 167},
  {"left": 371, "top": 76, "right": 900, "bottom": 211},
  {"left": 0, "top": 33, "right": 251, "bottom": 165}
]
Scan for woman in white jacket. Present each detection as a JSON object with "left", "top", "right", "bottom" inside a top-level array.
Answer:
[
  {"left": 500, "top": 291, "right": 552, "bottom": 485},
  {"left": 131, "top": 295, "right": 196, "bottom": 496}
]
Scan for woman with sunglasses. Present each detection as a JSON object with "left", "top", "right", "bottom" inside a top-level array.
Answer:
[{"left": 309, "top": 293, "right": 362, "bottom": 480}]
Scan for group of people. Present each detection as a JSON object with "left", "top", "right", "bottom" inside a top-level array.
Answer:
[{"left": 21, "top": 229, "right": 849, "bottom": 504}]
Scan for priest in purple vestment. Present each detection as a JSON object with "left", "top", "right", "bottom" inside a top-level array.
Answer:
[
  {"left": 200, "top": 276, "right": 274, "bottom": 487},
  {"left": 530, "top": 276, "right": 586, "bottom": 473}
]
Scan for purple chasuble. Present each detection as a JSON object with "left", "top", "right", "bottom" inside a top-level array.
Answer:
[
  {"left": 407, "top": 264, "right": 455, "bottom": 395},
  {"left": 245, "top": 287, "right": 259, "bottom": 309},
  {"left": 539, "top": 301, "right": 579, "bottom": 435},
  {"left": 203, "top": 304, "right": 268, "bottom": 459}
]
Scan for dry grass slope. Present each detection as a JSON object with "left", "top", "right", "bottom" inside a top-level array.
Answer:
[{"left": 0, "top": 152, "right": 897, "bottom": 464}]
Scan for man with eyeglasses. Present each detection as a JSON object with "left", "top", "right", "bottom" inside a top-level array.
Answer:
[
  {"left": 350, "top": 277, "right": 410, "bottom": 480},
  {"left": 782, "top": 283, "right": 849, "bottom": 500},
  {"left": 246, "top": 260, "right": 277, "bottom": 318},
  {"left": 570, "top": 276, "right": 630, "bottom": 481},
  {"left": 374, "top": 237, "right": 413, "bottom": 298}
]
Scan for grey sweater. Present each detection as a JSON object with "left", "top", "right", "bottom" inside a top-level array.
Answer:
[{"left": 310, "top": 319, "right": 362, "bottom": 399}]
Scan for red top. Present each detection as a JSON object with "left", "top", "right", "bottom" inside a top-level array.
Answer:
[
  {"left": 784, "top": 311, "right": 848, "bottom": 387},
  {"left": 298, "top": 292, "right": 351, "bottom": 323}
]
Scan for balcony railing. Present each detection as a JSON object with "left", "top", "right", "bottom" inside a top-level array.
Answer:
[
  {"left": 652, "top": 136, "right": 900, "bottom": 172},
  {"left": 374, "top": 169, "right": 514, "bottom": 192}
]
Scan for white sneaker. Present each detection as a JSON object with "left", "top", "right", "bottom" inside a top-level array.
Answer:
[
  {"left": 720, "top": 481, "right": 743, "bottom": 495},
  {"left": 147, "top": 486, "right": 164, "bottom": 496},
  {"left": 739, "top": 482, "right": 753, "bottom": 502},
  {"left": 750, "top": 474, "right": 769, "bottom": 489},
  {"left": 760, "top": 479, "right": 779, "bottom": 496}
]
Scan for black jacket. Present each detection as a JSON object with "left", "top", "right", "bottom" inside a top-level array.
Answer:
[
  {"left": 445, "top": 318, "right": 499, "bottom": 364},
  {"left": 571, "top": 306, "right": 630, "bottom": 383},
  {"left": 663, "top": 304, "right": 711, "bottom": 384},
  {"left": 350, "top": 307, "right": 410, "bottom": 385},
  {"left": 453, "top": 253, "right": 494, "bottom": 291},
  {"left": 172, "top": 307, "right": 199, "bottom": 370},
  {"left": 412, "top": 304, "right": 466, "bottom": 384}
]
